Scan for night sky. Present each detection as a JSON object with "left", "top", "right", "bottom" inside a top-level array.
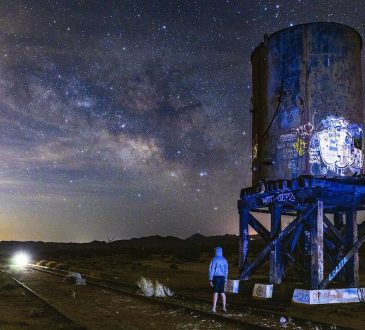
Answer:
[{"left": 0, "top": 1, "right": 364, "bottom": 242}]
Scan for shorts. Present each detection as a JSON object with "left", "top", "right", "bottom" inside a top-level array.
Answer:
[{"left": 212, "top": 276, "right": 225, "bottom": 293}]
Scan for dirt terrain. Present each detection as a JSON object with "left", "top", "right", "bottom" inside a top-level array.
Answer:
[{"left": 0, "top": 234, "right": 364, "bottom": 329}]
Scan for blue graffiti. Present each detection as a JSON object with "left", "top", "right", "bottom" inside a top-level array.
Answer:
[
  {"left": 328, "top": 257, "right": 348, "bottom": 282},
  {"left": 279, "top": 105, "right": 301, "bottom": 129}
]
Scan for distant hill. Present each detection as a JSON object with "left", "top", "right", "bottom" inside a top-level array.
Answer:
[{"left": 0, "top": 234, "right": 241, "bottom": 259}]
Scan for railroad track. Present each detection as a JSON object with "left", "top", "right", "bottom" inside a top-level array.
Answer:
[
  {"left": 0, "top": 269, "right": 85, "bottom": 329},
  {"left": 2, "top": 264, "right": 274, "bottom": 329},
  {"left": 22, "top": 264, "right": 350, "bottom": 329}
]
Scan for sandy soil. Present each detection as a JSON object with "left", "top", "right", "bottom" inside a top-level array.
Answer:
[
  {"left": 0, "top": 272, "right": 79, "bottom": 329},
  {"left": 31, "top": 252, "right": 365, "bottom": 329},
  {"left": 1, "top": 249, "right": 365, "bottom": 329}
]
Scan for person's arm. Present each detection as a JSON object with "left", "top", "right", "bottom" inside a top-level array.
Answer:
[
  {"left": 208, "top": 259, "right": 215, "bottom": 283},
  {"left": 224, "top": 260, "right": 228, "bottom": 282}
]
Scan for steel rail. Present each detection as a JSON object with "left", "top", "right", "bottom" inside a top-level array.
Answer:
[
  {"left": 25, "top": 265, "right": 273, "bottom": 329},
  {"left": 0, "top": 269, "right": 86, "bottom": 329},
  {"left": 28, "top": 264, "right": 350, "bottom": 329}
]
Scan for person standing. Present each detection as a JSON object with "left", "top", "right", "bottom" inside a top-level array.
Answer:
[{"left": 208, "top": 246, "right": 228, "bottom": 313}]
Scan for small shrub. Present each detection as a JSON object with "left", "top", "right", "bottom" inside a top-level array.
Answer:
[
  {"left": 45, "top": 261, "right": 57, "bottom": 268},
  {"left": 154, "top": 280, "right": 166, "bottom": 297},
  {"left": 137, "top": 277, "right": 174, "bottom": 297},
  {"left": 54, "top": 263, "right": 69, "bottom": 270},
  {"left": 137, "top": 277, "right": 154, "bottom": 297},
  {"left": 36, "top": 260, "right": 48, "bottom": 266}
]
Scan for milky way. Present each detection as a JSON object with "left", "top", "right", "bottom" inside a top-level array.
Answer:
[{"left": 0, "top": 1, "right": 364, "bottom": 241}]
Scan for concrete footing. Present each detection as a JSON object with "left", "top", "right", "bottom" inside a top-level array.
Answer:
[
  {"left": 225, "top": 279, "right": 239, "bottom": 294},
  {"left": 252, "top": 283, "right": 273, "bottom": 298},
  {"left": 292, "top": 288, "right": 365, "bottom": 304}
]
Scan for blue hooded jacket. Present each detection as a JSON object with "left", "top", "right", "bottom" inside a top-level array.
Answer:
[{"left": 208, "top": 247, "right": 228, "bottom": 281}]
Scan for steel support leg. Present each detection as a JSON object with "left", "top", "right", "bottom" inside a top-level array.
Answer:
[
  {"left": 345, "top": 209, "right": 359, "bottom": 287},
  {"left": 311, "top": 201, "right": 324, "bottom": 289},
  {"left": 239, "top": 205, "right": 250, "bottom": 279},
  {"left": 270, "top": 203, "right": 282, "bottom": 284}
]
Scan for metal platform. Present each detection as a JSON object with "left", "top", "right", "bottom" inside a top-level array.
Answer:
[{"left": 238, "top": 175, "right": 365, "bottom": 289}]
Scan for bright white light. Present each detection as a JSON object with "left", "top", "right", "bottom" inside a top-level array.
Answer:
[{"left": 12, "top": 252, "right": 30, "bottom": 268}]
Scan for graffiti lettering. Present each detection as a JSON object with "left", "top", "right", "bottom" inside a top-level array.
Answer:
[
  {"left": 242, "top": 228, "right": 249, "bottom": 259},
  {"left": 293, "top": 288, "right": 362, "bottom": 304},
  {"left": 279, "top": 133, "right": 297, "bottom": 142},
  {"left": 328, "top": 257, "right": 348, "bottom": 282},
  {"left": 261, "top": 192, "right": 296, "bottom": 205},
  {"left": 291, "top": 122, "right": 314, "bottom": 137},
  {"left": 276, "top": 192, "right": 296, "bottom": 203},
  {"left": 293, "top": 289, "right": 310, "bottom": 303},
  {"left": 278, "top": 133, "right": 299, "bottom": 161},
  {"left": 282, "top": 148, "right": 297, "bottom": 160},
  {"left": 309, "top": 147, "right": 321, "bottom": 164}
]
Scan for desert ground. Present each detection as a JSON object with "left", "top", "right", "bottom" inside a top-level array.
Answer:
[{"left": 0, "top": 234, "right": 365, "bottom": 329}]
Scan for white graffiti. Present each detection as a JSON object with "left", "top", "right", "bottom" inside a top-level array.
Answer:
[
  {"left": 282, "top": 148, "right": 297, "bottom": 160},
  {"left": 291, "top": 122, "right": 314, "bottom": 137},
  {"left": 328, "top": 257, "right": 348, "bottom": 282},
  {"left": 309, "top": 147, "right": 321, "bottom": 164},
  {"left": 262, "top": 192, "right": 295, "bottom": 205},
  {"left": 309, "top": 116, "right": 363, "bottom": 176},
  {"left": 243, "top": 228, "right": 249, "bottom": 256},
  {"left": 287, "top": 159, "right": 297, "bottom": 169},
  {"left": 279, "top": 132, "right": 297, "bottom": 142}
]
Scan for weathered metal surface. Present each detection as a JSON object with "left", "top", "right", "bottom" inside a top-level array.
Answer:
[
  {"left": 345, "top": 209, "right": 359, "bottom": 287},
  {"left": 269, "top": 204, "right": 283, "bottom": 284},
  {"left": 311, "top": 201, "right": 324, "bottom": 289},
  {"left": 251, "top": 23, "right": 363, "bottom": 185},
  {"left": 238, "top": 207, "right": 250, "bottom": 278},
  {"left": 238, "top": 175, "right": 365, "bottom": 289},
  {"left": 319, "top": 234, "right": 365, "bottom": 289}
]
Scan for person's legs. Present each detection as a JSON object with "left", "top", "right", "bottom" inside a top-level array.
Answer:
[
  {"left": 221, "top": 293, "right": 226, "bottom": 311},
  {"left": 212, "top": 293, "right": 218, "bottom": 312}
]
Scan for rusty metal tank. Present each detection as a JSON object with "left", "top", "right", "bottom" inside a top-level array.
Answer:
[{"left": 251, "top": 22, "right": 363, "bottom": 186}]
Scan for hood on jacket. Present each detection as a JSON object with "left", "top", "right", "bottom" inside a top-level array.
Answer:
[{"left": 215, "top": 246, "right": 223, "bottom": 257}]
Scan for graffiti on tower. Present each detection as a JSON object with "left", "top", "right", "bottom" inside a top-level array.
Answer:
[{"left": 309, "top": 116, "right": 363, "bottom": 176}]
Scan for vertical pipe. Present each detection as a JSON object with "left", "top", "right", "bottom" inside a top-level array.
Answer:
[
  {"left": 270, "top": 203, "right": 283, "bottom": 284},
  {"left": 345, "top": 209, "right": 359, "bottom": 287},
  {"left": 311, "top": 201, "right": 324, "bottom": 289},
  {"left": 239, "top": 205, "right": 250, "bottom": 279}
]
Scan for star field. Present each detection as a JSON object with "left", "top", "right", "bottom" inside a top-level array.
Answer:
[{"left": 0, "top": 1, "right": 364, "bottom": 242}]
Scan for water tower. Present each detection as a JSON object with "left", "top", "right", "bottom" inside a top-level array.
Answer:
[
  {"left": 251, "top": 22, "right": 363, "bottom": 185},
  {"left": 238, "top": 23, "right": 365, "bottom": 299}
]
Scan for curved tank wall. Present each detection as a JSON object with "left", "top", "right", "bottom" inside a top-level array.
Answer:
[{"left": 251, "top": 22, "right": 363, "bottom": 185}]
